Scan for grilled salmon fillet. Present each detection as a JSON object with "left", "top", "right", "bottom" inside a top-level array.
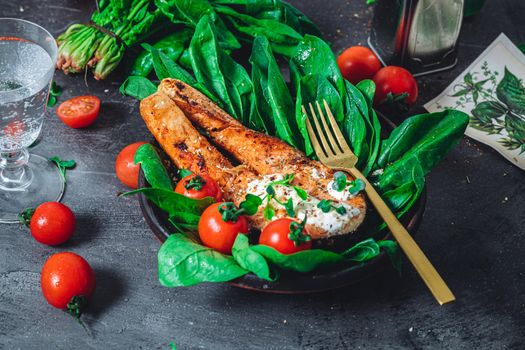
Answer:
[{"left": 140, "top": 81, "right": 367, "bottom": 239}]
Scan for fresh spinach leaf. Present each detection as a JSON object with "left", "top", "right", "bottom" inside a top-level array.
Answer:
[
  {"left": 356, "top": 80, "right": 381, "bottom": 176},
  {"left": 251, "top": 245, "right": 344, "bottom": 273},
  {"left": 378, "top": 240, "right": 402, "bottom": 274},
  {"left": 342, "top": 238, "right": 380, "bottom": 262},
  {"left": 215, "top": 4, "right": 303, "bottom": 57},
  {"left": 121, "top": 188, "right": 214, "bottom": 226},
  {"left": 158, "top": 233, "right": 248, "bottom": 287},
  {"left": 376, "top": 110, "right": 469, "bottom": 192},
  {"left": 130, "top": 29, "right": 193, "bottom": 77},
  {"left": 119, "top": 76, "right": 158, "bottom": 100},
  {"left": 250, "top": 36, "right": 300, "bottom": 146},
  {"left": 231, "top": 234, "right": 275, "bottom": 281},
  {"left": 147, "top": 44, "right": 197, "bottom": 84},
  {"left": 189, "top": 15, "right": 254, "bottom": 125},
  {"left": 134, "top": 143, "right": 173, "bottom": 190}
]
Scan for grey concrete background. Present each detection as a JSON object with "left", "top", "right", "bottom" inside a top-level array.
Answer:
[{"left": 1, "top": 0, "right": 524, "bottom": 349}]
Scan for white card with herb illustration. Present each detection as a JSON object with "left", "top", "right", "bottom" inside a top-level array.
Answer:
[{"left": 424, "top": 33, "right": 525, "bottom": 170}]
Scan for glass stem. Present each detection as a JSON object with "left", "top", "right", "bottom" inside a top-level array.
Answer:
[{"left": 0, "top": 148, "right": 33, "bottom": 191}]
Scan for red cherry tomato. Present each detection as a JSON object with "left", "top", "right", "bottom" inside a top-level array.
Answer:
[
  {"left": 198, "top": 202, "right": 249, "bottom": 255},
  {"left": 259, "top": 218, "right": 312, "bottom": 254},
  {"left": 41, "top": 252, "right": 96, "bottom": 313},
  {"left": 372, "top": 66, "right": 418, "bottom": 107},
  {"left": 175, "top": 174, "right": 223, "bottom": 202},
  {"left": 337, "top": 46, "right": 382, "bottom": 85},
  {"left": 115, "top": 141, "right": 147, "bottom": 189},
  {"left": 56, "top": 95, "right": 100, "bottom": 129},
  {"left": 29, "top": 202, "right": 76, "bottom": 246}
]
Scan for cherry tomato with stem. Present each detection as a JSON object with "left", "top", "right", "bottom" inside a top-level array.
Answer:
[
  {"left": 372, "top": 66, "right": 418, "bottom": 108},
  {"left": 198, "top": 202, "right": 249, "bottom": 255},
  {"left": 337, "top": 46, "right": 382, "bottom": 85},
  {"left": 115, "top": 141, "right": 147, "bottom": 189},
  {"left": 19, "top": 202, "right": 76, "bottom": 246},
  {"left": 41, "top": 252, "right": 96, "bottom": 318},
  {"left": 56, "top": 95, "right": 100, "bottom": 129},
  {"left": 175, "top": 174, "right": 222, "bottom": 202},
  {"left": 259, "top": 217, "right": 312, "bottom": 254}
]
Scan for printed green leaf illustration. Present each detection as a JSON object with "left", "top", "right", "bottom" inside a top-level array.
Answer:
[
  {"left": 496, "top": 68, "right": 525, "bottom": 114},
  {"left": 448, "top": 64, "right": 525, "bottom": 154},
  {"left": 470, "top": 101, "right": 507, "bottom": 134}
]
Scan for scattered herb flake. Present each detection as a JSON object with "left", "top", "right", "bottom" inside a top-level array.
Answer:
[
  {"left": 49, "top": 156, "right": 76, "bottom": 182},
  {"left": 47, "top": 81, "right": 62, "bottom": 107},
  {"left": 263, "top": 205, "right": 275, "bottom": 220},
  {"left": 293, "top": 186, "right": 308, "bottom": 200},
  {"left": 283, "top": 198, "right": 295, "bottom": 217},
  {"left": 348, "top": 179, "right": 366, "bottom": 195}
]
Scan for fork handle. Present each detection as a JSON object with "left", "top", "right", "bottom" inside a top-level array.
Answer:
[{"left": 343, "top": 166, "right": 456, "bottom": 305}]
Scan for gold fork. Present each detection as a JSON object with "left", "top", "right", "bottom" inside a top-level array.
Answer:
[{"left": 303, "top": 100, "right": 455, "bottom": 305}]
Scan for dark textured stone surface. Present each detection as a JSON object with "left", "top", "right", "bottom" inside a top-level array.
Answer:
[{"left": 1, "top": 0, "right": 524, "bottom": 349}]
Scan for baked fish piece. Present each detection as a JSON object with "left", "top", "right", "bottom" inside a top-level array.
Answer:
[{"left": 141, "top": 83, "right": 366, "bottom": 239}]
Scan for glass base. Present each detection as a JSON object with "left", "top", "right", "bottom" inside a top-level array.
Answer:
[{"left": 0, "top": 154, "right": 64, "bottom": 223}]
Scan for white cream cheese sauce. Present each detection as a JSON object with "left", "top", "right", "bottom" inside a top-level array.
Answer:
[{"left": 246, "top": 174, "right": 361, "bottom": 236}]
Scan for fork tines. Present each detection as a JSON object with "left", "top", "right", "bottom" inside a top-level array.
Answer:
[{"left": 302, "top": 99, "right": 354, "bottom": 161}]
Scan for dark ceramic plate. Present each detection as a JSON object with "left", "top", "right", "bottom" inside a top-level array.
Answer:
[{"left": 138, "top": 114, "right": 426, "bottom": 293}]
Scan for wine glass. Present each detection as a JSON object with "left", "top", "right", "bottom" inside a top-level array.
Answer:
[{"left": 0, "top": 18, "right": 64, "bottom": 223}]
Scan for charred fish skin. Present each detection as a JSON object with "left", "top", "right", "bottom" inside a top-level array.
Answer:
[{"left": 139, "top": 92, "right": 249, "bottom": 200}]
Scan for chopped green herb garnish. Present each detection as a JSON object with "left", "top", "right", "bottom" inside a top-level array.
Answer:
[
  {"left": 283, "top": 198, "right": 295, "bottom": 217},
  {"left": 49, "top": 156, "right": 76, "bottom": 183},
  {"left": 239, "top": 193, "right": 263, "bottom": 216},
  {"left": 332, "top": 171, "right": 348, "bottom": 191},
  {"left": 317, "top": 199, "right": 332, "bottom": 213},
  {"left": 317, "top": 199, "right": 347, "bottom": 215},
  {"left": 335, "top": 206, "right": 347, "bottom": 215},
  {"left": 293, "top": 186, "right": 308, "bottom": 200},
  {"left": 331, "top": 172, "right": 366, "bottom": 195},
  {"left": 348, "top": 179, "right": 366, "bottom": 195},
  {"left": 263, "top": 204, "right": 275, "bottom": 220}
]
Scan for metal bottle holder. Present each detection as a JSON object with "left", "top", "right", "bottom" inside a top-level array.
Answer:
[{"left": 368, "top": 0, "right": 465, "bottom": 77}]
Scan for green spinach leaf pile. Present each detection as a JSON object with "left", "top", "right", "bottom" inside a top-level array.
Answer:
[
  {"left": 56, "top": 0, "right": 321, "bottom": 79},
  {"left": 117, "top": 3, "right": 469, "bottom": 287}
]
